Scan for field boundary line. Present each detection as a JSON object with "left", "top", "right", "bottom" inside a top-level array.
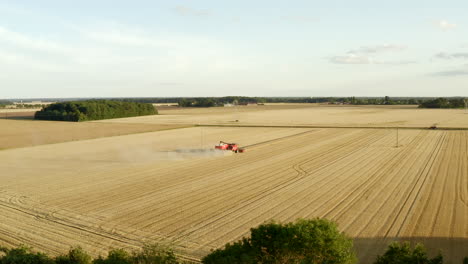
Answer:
[
  {"left": 196, "top": 124, "right": 468, "bottom": 131},
  {"left": 242, "top": 129, "right": 317, "bottom": 149}
]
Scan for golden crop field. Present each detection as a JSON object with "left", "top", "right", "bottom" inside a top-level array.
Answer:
[
  {"left": 0, "top": 105, "right": 467, "bottom": 263},
  {"left": 0, "top": 119, "right": 188, "bottom": 149},
  {"left": 101, "top": 104, "right": 468, "bottom": 128}
]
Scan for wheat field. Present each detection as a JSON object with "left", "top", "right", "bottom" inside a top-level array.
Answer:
[
  {"left": 101, "top": 104, "right": 468, "bottom": 128},
  {"left": 0, "top": 105, "right": 467, "bottom": 263}
]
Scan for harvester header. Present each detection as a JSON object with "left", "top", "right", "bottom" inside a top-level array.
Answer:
[{"left": 214, "top": 141, "right": 245, "bottom": 153}]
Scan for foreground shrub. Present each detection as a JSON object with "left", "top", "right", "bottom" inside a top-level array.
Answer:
[
  {"left": 202, "top": 218, "right": 356, "bottom": 264},
  {"left": 93, "top": 249, "right": 131, "bottom": 264},
  {"left": 374, "top": 242, "right": 443, "bottom": 264},
  {"left": 0, "top": 245, "right": 54, "bottom": 264},
  {"left": 93, "top": 244, "right": 178, "bottom": 264},
  {"left": 0, "top": 244, "right": 178, "bottom": 264},
  {"left": 55, "top": 247, "right": 92, "bottom": 264},
  {"left": 34, "top": 100, "right": 157, "bottom": 122},
  {"left": 131, "top": 244, "right": 178, "bottom": 264}
]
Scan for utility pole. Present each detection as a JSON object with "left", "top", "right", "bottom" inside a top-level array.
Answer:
[
  {"left": 396, "top": 127, "right": 399, "bottom": 148},
  {"left": 464, "top": 98, "right": 468, "bottom": 114},
  {"left": 200, "top": 127, "right": 203, "bottom": 148}
]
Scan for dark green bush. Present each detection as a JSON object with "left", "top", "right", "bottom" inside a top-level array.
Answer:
[
  {"left": 0, "top": 245, "right": 54, "bottom": 264},
  {"left": 202, "top": 218, "right": 356, "bottom": 264},
  {"left": 131, "top": 244, "right": 178, "bottom": 264},
  {"left": 419, "top": 98, "right": 465, "bottom": 108},
  {"left": 34, "top": 100, "right": 157, "bottom": 122},
  {"left": 55, "top": 247, "right": 92, "bottom": 264},
  {"left": 374, "top": 242, "right": 443, "bottom": 264},
  {"left": 93, "top": 249, "right": 132, "bottom": 264},
  {"left": 93, "top": 244, "right": 178, "bottom": 264}
]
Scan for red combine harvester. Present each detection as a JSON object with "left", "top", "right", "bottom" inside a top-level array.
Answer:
[{"left": 215, "top": 141, "right": 245, "bottom": 153}]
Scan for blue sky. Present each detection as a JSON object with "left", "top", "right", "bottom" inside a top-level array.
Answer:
[{"left": 0, "top": 0, "right": 467, "bottom": 98}]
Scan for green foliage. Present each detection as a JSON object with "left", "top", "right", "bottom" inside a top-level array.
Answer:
[
  {"left": 0, "top": 100, "right": 12, "bottom": 108},
  {"left": 0, "top": 244, "right": 178, "bottom": 264},
  {"left": 374, "top": 242, "right": 443, "bottom": 264},
  {"left": 178, "top": 98, "right": 216, "bottom": 107},
  {"left": 93, "top": 244, "right": 178, "bottom": 264},
  {"left": 419, "top": 98, "right": 465, "bottom": 108},
  {"left": 0, "top": 245, "right": 54, "bottom": 264},
  {"left": 93, "top": 249, "right": 132, "bottom": 264},
  {"left": 132, "top": 244, "right": 178, "bottom": 264},
  {"left": 202, "top": 218, "right": 356, "bottom": 264},
  {"left": 34, "top": 100, "right": 157, "bottom": 122},
  {"left": 463, "top": 257, "right": 468, "bottom": 264},
  {"left": 55, "top": 247, "right": 92, "bottom": 264}
]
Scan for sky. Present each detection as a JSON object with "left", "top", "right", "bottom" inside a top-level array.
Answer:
[{"left": 0, "top": 0, "right": 467, "bottom": 99}]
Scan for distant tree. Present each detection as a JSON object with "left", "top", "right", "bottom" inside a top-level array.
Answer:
[
  {"left": 202, "top": 218, "right": 356, "bottom": 264},
  {"left": 177, "top": 99, "right": 192, "bottom": 107},
  {"left": 418, "top": 97, "right": 467, "bottom": 109},
  {"left": 384, "top": 96, "right": 391, "bottom": 105},
  {"left": 35, "top": 100, "right": 157, "bottom": 122},
  {"left": 374, "top": 242, "right": 443, "bottom": 264}
]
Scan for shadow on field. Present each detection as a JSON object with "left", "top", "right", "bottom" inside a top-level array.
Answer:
[
  {"left": 0, "top": 111, "right": 36, "bottom": 120},
  {"left": 353, "top": 236, "right": 468, "bottom": 264}
]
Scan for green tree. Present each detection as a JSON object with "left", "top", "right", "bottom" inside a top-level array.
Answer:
[
  {"left": 0, "top": 245, "right": 54, "bottom": 264},
  {"left": 132, "top": 244, "right": 178, "bottom": 264},
  {"left": 374, "top": 242, "right": 443, "bottom": 264},
  {"left": 93, "top": 249, "right": 132, "bottom": 264},
  {"left": 55, "top": 247, "right": 92, "bottom": 264},
  {"left": 202, "top": 218, "right": 356, "bottom": 264},
  {"left": 35, "top": 100, "right": 157, "bottom": 122},
  {"left": 384, "top": 96, "right": 391, "bottom": 105}
]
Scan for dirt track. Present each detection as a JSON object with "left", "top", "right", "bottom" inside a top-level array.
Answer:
[{"left": 0, "top": 124, "right": 466, "bottom": 263}]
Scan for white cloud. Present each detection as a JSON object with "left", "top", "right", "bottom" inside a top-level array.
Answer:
[
  {"left": 435, "top": 52, "right": 468, "bottom": 59},
  {"left": 0, "top": 22, "right": 250, "bottom": 82},
  {"left": 330, "top": 44, "right": 410, "bottom": 65},
  {"left": 435, "top": 20, "right": 457, "bottom": 30},
  {"left": 430, "top": 70, "right": 468, "bottom": 77},
  {"left": 374, "top": 60, "right": 416, "bottom": 65},
  {"left": 174, "top": 5, "right": 211, "bottom": 17},
  {"left": 330, "top": 54, "right": 372, "bottom": 64},
  {"left": 0, "top": 50, "right": 63, "bottom": 71},
  {"left": 0, "top": 26, "right": 71, "bottom": 54},
  {"left": 349, "top": 44, "right": 406, "bottom": 54}
]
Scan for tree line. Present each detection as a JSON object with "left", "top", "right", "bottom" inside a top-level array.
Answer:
[
  {"left": 0, "top": 100, "right": 12, "bottom": 108},
  {"left": 418, "top": 98, "right": 466, "bottom": 109},
  {"left": 34, "top": 100, "right": 157, "bottom": 122},
  {"left": 3, "top": 97, "right": 467, "bottom": 110},
  {"left": 109, "top": 96, "right": 466, "bottom": 108},
  {"left": 1, "top": 218, "right": 465, "bottom": 264}
]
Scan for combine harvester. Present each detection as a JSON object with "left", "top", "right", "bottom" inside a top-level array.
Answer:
[{"left": 215, "top": 141, "right": 245, "bottom": 153}]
